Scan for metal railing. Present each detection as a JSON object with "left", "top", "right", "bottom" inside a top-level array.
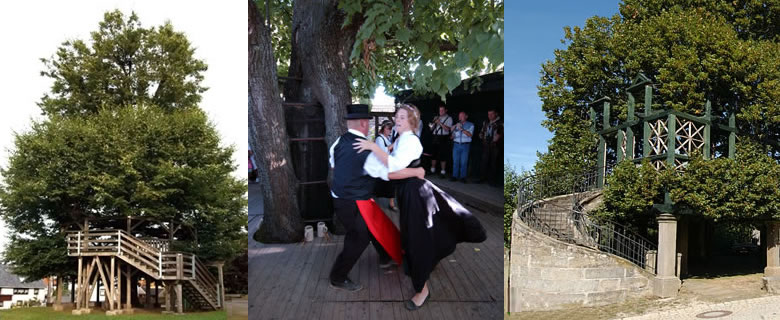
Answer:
[{"left": 514, "top": 165, "right": 657, "bottom": 270}]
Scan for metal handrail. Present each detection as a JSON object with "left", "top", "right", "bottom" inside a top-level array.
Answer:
[{"left": 514, "top": 165, "right": 657, "bottom": 270}]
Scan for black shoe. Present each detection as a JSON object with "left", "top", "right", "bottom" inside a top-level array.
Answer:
[
  {"left": 330, "top": 278, "right": 363, "bottom": 292},
  {"left": 460, "top": 178, "right": 468, "bottom": 184},
  {"left": 449, "top": 177, "right": 457, "bottom": 182},
  {"left": 439, "top": 173, "right": 447, "bottom": 179},
  {"left": 404, "top": 291, "right": 431, "bottom": 310}
]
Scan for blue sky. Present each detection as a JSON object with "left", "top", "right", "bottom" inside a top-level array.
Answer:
[{"left": 504, "top": 1, "right": 620, "bottom": 172}]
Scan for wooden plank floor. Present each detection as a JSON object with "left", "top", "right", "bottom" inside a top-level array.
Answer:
[{"left": 248, "top": 184, "right": 503, "bottom": 320}]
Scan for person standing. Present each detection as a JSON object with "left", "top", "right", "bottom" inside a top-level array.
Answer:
[
  {"left": 478, "top": 108, "right": 503, "bottom": 185},
  {"left": 375, "top": 120, "right": 397, "bottom": 211},
  {"left": 450, "top": 111, "right": 473, "bottom": 183},
  {"left": 427, "top": 105, "right": 453, "bottom": 178}
]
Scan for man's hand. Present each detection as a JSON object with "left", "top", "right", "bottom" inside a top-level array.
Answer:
[{"left": 414, "top": 167, "right": 425, "bottom": 179}]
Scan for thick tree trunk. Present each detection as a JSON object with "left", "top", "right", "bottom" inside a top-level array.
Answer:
[
  {"left": 287, "top": 0, "right": 359, "bottom": 234},
  {"left": 55, "top": 275, "right": 63, "bottom": 306},
  {"left": 249, "top": 0, "right": 304, "bottom": 243}
]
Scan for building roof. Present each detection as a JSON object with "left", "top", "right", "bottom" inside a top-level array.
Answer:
[{"left": 0, "top": 265, "right": 46, "bottom": 289}]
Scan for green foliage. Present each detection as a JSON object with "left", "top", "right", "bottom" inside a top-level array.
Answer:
[
  {"left": 503, "top": 163, "right": 530, "bottom": 248},
  {"left": 672, "top": 144, "right": 780, "bottom": 222},
  {"left": 536, "top": 0, "right": 780, "bottom": 178},
  {"left": 593, "top": 160, "right": 669, "bottom": 237},
  {"left": 3, "top": 233, "right": 73, "bottom": 280},
  {"left": 338, "top": 0, "right": 504, "bottom": 100},
  {"left": 0, "top": 11, "right": 245, "bottom": 280},
  {"left": 39, "top": 10, "right": 207, "bottom": 117}
]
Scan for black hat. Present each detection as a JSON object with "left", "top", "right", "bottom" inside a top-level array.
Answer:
[{"left": 344, "top": 104, "right": 372, "bottom": 119}]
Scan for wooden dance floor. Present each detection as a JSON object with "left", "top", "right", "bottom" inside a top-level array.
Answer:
[{"left": 248, "top": 187, "right": 503, "bottom": 320}]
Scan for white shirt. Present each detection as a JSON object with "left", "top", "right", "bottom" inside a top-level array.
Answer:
[
  {"left": 387, "top": 131, "right": 423, "bottom": 173},
  {"left": 329, "top": 129, "right": 390, "bottom": 198}
]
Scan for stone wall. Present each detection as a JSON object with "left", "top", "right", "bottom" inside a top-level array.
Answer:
[{"left": 509, "top": 219, "right": 653, "bottom": 311}]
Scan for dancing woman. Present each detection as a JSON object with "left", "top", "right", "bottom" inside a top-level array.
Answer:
[{"left": 354, "top": 104, "right": 487, "bottom": 310}]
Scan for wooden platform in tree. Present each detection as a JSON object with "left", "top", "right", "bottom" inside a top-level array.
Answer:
[{"left": 248, "top": 189, "right": 503, "bottom": 320}]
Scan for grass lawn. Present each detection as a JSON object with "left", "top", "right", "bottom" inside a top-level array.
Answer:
[{"left": 0, "top": 307, "right": 226, "bottom": 320}]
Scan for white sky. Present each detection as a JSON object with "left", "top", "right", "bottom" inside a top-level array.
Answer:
[{"left": 0, "top": 1, "right": 246, "bottom": 251}]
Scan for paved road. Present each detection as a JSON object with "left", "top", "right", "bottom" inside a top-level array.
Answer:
[{"left": 621, "top": 295, "right": 780, "bottom": 320}]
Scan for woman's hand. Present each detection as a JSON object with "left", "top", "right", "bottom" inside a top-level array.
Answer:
[
  {"left": 353, "top": 138, "right": 377, "bottom": 153},
  {"left": 388, "top": 143, "right": 395, "bottom": 153}
]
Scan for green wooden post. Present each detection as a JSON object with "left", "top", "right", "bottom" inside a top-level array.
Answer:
[
  {"left": 597, "top": 134, "right": 605, "bottom": 188},
  {"left": 643, "top": 86, "right": 653, "bottom": 158},
  {"left": 603, "top": 101, "right": 611, "bottom": 129},
  {"left": 728, "top": 113, "right": 736, "bottom": 159},
  {"left": 626, "top": 93, "right": 635, "bottom": 160},
  {"left": 665, "top": 113, "right": 677, "bottom": 206},
  {"left": 704, "top": 100, "right": 711, "bottom": 160}
]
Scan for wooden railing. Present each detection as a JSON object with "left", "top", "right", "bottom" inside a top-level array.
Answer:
[{"left": 66, "top": 229, "right": 220, "bottom": 308}]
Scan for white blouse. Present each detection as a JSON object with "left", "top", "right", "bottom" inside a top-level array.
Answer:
[{"left": 387, "top": 130, "right": 423, "bottom": 173}]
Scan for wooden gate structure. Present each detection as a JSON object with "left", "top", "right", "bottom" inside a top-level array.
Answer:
[{"left": 65, "top": 217, "right": 224, "bottom": 315}]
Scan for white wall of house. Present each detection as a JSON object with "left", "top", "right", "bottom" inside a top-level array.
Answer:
[{"left": 0, "top": 287, "right": 47, "bottom": 309}]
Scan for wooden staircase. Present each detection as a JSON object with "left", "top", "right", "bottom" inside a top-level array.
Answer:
[{"left": 66, "top": 230, "right": 221, "bottom": 310}]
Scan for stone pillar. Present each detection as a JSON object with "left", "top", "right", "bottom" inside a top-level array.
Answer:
[
  {"left": 763, "top": 222, "right": 780, "bottom": 293},
  {"left": 676, "top": 218, "right": 689, "bottom": 277},
  {"left": 653, "top": 213, "right": 681, "bottom": 297}
]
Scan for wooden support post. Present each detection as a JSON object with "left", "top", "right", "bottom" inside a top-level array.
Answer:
[
  {"left": 125, "top": 264, "right": 131, "bottom": 311},
  {"left": 145, "top": 278, "right": 151, "bottom": 308},
  {"left": 218, "top": 263, "right": 225, "bottom": 308},
  {"left": 626, "top": 95, "right": 635, "bottom": 160},
  {"left": 176, "top": 283, "right": 183, "bottom": 314},
  {"left": 643, "top": 85, "right": 653, "bottom": 158},
  {"left": 589, "top": 106, "right": 596, "bottom": 133},
  {"left": 177, "top": 254, "right": 183, "bottom": 279},
  {"left": 666, "top": 113, "right": 677, "bottom": 205},
  {"left": 110, "top": 257, "right": 115, "bottom": 311},
  {"left": 116, "top": 261, "right": 121, "bottom": 311},
  {"left": 165, "top": 282, "right": 171, "bottom": 312},
  {"left": 77, "top": 257, "right": 82, "bottom": 310},
  {"left": 603, "top": 101, "right": 611, "bottom": 129},
  {"left": 597, "top": 134, "right": 606, "bottom": 188}
]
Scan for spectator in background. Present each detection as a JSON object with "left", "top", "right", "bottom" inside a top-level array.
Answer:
[
  {"left": 375, "top": 120, "right": 397, "bottom": 211},
  {"left": 450, "top": 111, "right": 473, "bottom": 183},
  {"left": 427, "top": 105, "right": 453, "bottom": 178},
  {"left": 479, "top": 108, "right": 503, "bottom": 186}
]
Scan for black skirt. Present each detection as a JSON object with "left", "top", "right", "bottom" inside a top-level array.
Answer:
[{"left": 395, "top": 177, "right": 486, "bottom": 292}]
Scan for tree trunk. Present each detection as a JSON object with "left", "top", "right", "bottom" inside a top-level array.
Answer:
[
  {"left": 286, "top": 0, "right": 359, "bottom": 234},
  {"left": 249, "top": 0, "right": 304, "bottom": 243},
  {"left": 55, "top": 275, "right": 63, "bottom": 306}
]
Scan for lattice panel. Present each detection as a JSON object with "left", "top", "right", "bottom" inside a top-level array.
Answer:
[
  {"left": 675, "top": 158, "right": 686, "bottom": 171},
  {"left": 675, "top": 118, "right": 705, "bottom": 155},
  {"left": 648, "top": 119, "right": 668, "bottom": 156},
  {"left": 651, "top": 160, "right": 666, "bottom": 171}
]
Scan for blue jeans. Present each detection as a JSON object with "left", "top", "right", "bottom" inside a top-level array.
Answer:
[{"left": 452, "top": 142, "right": 470, "bottom": 179}]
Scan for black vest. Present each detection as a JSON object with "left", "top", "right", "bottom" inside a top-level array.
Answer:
[{"left": 332, "top": 132, "right": 376, "bottom": 200}]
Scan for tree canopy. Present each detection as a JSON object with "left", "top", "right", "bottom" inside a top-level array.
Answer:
[
  {"left": 536, "top": 0, "right": 779, "bottom": 178},
  {"left": 266, "top": 0, "right": 504, "bottom": 100},
  {"left": 39, "top": 11, "right": 208, "bottom": 117},
  {"left": 534, "top": 0, "right": 779, "bottom": 232},
  {"left": 0, "top": 10, "right": 245, "bottom": 280}
]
